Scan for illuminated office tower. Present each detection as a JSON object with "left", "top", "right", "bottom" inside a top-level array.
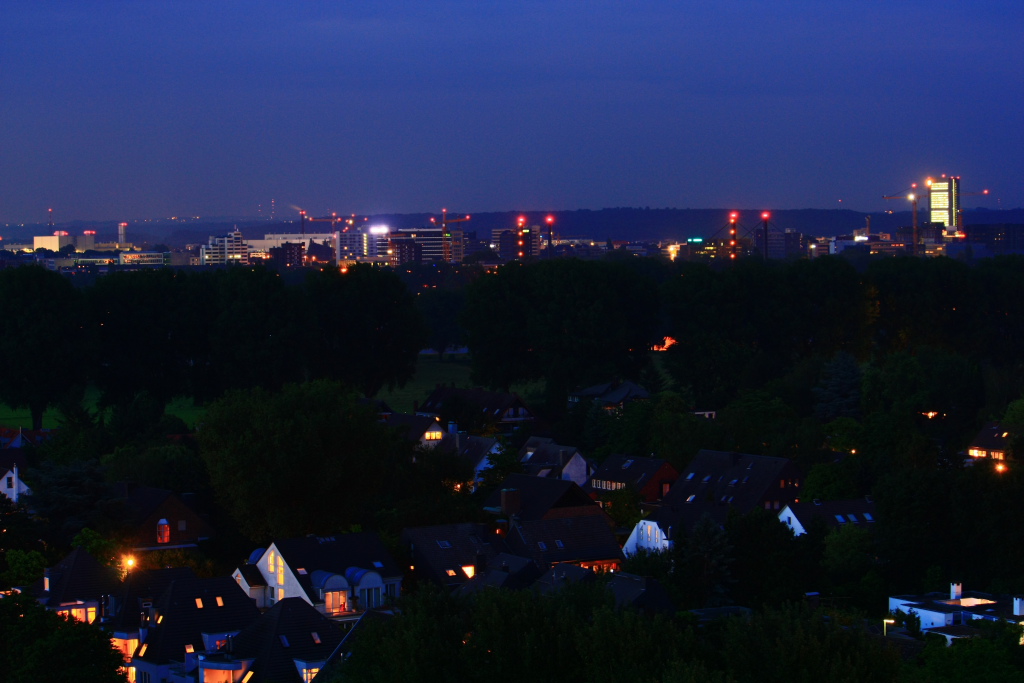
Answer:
[{"left": 928, "top": 176, "right": 960, "bottom": 232}]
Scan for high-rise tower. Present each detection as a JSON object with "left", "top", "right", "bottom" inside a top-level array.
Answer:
[{"left": 928, "top": 175, "right": 960, "bottom": 233}]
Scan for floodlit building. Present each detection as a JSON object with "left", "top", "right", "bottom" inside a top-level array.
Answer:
[
  {"left": 200, "top": 229, "right": 249, "bottom": 265},
  {"left": 928, "top": 176, "right": 961, "bottom": 233}
]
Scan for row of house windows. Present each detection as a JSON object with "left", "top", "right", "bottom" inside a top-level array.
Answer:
[{"left": 592, "top": 479, "right": 625, "bottom": 491}]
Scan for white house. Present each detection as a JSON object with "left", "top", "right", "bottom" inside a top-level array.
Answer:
[
  {"left": 889, "top": 583, "right": 1024, "bottom": 637},
  {"left": 778, "top": 499, "right": 876, "bottom": 537},
  {"left": 233, "top": 533, "right": 402, "bottom": 622},
  {"left": 1, "top": 459, "right": 30, "bottom": 503}
]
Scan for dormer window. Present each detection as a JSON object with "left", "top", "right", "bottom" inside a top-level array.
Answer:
[
  {"left": 157, "top": 519, "right": 170, "bottom": 544},
  {"left": 425, "top": 430, "right": 443, "bottom": 441}
]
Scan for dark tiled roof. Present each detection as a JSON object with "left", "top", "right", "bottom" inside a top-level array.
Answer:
[
  {"left": 108, "top": 567, "right": 196, "bottom": 634},
  {"left": 508, "top": 516, "right": 623, "bottom": 567},
  {"left": 483, "top": 474, "right": 599, "bottom": 521},
  {"left": 457, "top": 435, "right": 499, "bottom": 470},
  {"left": 226, "top": 598, "right": 345, "bottom": 683},
  {"left": 784, "top": 499, "right": 877, "bottom": 532},
  {"left": 968, "top": 422, "right": 1011, "bottom": 453},
  {"left": 381, "top": 412, "right": 447, "bottom": 442},
  {"left": 587, "top": 455, "right": 677, "bottom": 491},
  {"left": 402, "top": 523, "right": 508, "bottom": 587},
  {"left": 272, "top": 533, "right": 403, "bottom": 585},
  {"left": 532, "top": 564, "right": 596, "bottom": 594},
  {"left": 654, "top": 450, "right": 796, "bottom": 531},
  {"left": 519, "top": 437, "right": 580, "bottom": 465},
  {"left": 135, "top": 576, "right": 260, "bottom": 665},
  {"left": 30, "top": 547, "right": 120, "bottom": 606},
  {"left": 237, "top": 564, "right": 266, "bottom": 588},
  {"left": 454, "top": 553, "right": 542, "bottom": 595},
  {"left": 606, "top": 573, "right": 675, "bottom": 614}
]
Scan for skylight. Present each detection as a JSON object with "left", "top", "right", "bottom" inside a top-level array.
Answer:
[
  {"left": 437, "top": 540, "right": 452, "bottom": 549},
  {"left": 195, "top": 598, "right": 204, "bottom": 609},
  {"left": 312, "top": 632, "right": 321, "bottom": 644},
  {"left": 372, "top": 561, "right": 384, "bottom": 569},
  {"left": 279, "top": 635, "right": 290, "bottom": 647},
  {"left": 685, "top": 472, "right": 695, "bottom": 480},
  {"left": 864, "top": 513, "right": 874, "bottom": 522},
  {"left": 835, "top": 515, "right": 846, "bottom": 524},
  {"left": 686, "top": 494, "right": 696, "bottom": 503}
]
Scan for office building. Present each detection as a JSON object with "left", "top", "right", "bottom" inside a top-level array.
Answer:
[{"left": 928, "top": 176, "right": 960, "bottom": 232}]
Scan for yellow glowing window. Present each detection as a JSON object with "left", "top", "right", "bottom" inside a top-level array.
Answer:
[
  {"left": 277, "top": 556, "right": 284, "bottom": 585},
  {"left": 195, "top": 598, "right": 204, "bottom": 609},
  {"left": 243, "top": 672, "right": 254, "bottom": 683},
  {"left": 157, "top": 615, "right": 163, "bottom": 624},
  {"left": 185, "top": 644, "right": 194, "bottom": 653},
  {"left": 425, "top": 431, "right": 443, "bottom": 441},
  {"left": 268, "top": 551, "right": 275, "bottom": 573},
  {"left": 138, "top": 643, "right": 148, "bottom": 657},
  {"left": 462, "top": 565, "right": 476, "bottom": 578},
  {"left": 278, "top": 588, "right": 284, "bottom": 601},
  {"left": 446, "top": 569, "right": 457, "bottom": 577},
  {"left": 216, "top": 596, "right": 224, "bottom": 607}
]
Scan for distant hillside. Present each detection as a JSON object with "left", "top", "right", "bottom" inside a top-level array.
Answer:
[{"left": 5, "top": 207, "right": 1022, "bottom": 247}]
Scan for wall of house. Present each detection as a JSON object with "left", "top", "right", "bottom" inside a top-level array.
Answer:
[
  {"left": 562, "top": 454, "right": 590, "bottom": 487},
  {"left": 888, "top": 598, "right": 954, "bottom": 629},
  {"left": 1, "top": 467, "right": 30, "bottom": 503},
  {"left": 778, "top": 506, "right": 808, "bottom": 536},
  {"left": 623, "top": 520, "right": 671, "bottom": 556}
]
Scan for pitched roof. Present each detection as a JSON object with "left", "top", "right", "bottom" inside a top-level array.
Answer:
[
  {"left": 507, "top": 516, "right": 624, "bottom": 567},
  {"left": 237, "top": 564, "right": 266, "bottom": 588},
  {"left": 457, "top": 435, "right": 499, "bottom": 470},
  {"left": 783, "top": 499, "right": 877, "bottom": 532},
  {"left": 968, "top": 421, "right": 1011, "bottom": 453},
  {"left": 135, "top": 576, "right": 260, "bottom": 665},
  {"left": 108, "top": 567, "right": 196, "bottom": 634},
  {"left": 587, "top": 455, "right": 677, "bottom": 492},
  {"left": 401, "top": 523, "right": 508, "bottom": 587},
  {"left": 272, "top": 532, "right": 403, "bottom": 586},
  {"left": 453, "top": 553, "right": 543, "bottom": 595},
  {"left": 225, "top": 597, "right": 345, "bottom": 683},
  {"left": 382, "top": 413, "right": 450, "bottom": 444},
  {"left": 653, "top": 450, "right": 795, "bottom": 531},
  {"left": 30, "top": 547, "right": 120, "bottom": 606},
  {"left": 483, "top": 474, "right": 600, "bottom": 521},
  {"left": 606, "top": 573, "right": 675, "bottom": 614}
]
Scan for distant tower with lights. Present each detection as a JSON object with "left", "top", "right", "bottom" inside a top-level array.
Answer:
[{"left": 927, "top": 176, "right": 960, "bottom": 233}]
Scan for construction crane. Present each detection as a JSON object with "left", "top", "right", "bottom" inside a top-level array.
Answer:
[
  {"left": 883, "top": 184, "right": 922, "bottom": 256},
  {"left": 430, "top": 209, "right": 471, "bottom": 263}
]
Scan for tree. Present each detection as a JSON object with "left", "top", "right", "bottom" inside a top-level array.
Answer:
[
  {"left": 198, "top": 381, "right": 409, "bottom": 541},
  {"left": 0, "top": 266, "right": 87, "bottom": 428},
  {"left": 0, "top": 590, "right": 126, "bottom": 683}
]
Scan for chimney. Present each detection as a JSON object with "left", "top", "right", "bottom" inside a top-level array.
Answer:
[
  {"left": 500, "top": 488, "right": 521, "bottom": 517},
  {"left": 1015, "top": 597, "right": 1024, "bottom": 617},
  {"left": 474, "top": 550, "right": 487, "bottom": 575},
  {"left": 951, "top": 582, "right": 962, "bottom": 600}
]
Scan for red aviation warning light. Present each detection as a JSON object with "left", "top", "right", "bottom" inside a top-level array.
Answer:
[
  {"left": 545, "top": 215, "right": 555, "bottom": 224},
  {"left": 761, "top": 212, "right": 770, "bottom": 220}
]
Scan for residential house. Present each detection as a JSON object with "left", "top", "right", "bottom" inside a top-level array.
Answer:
[
  {"left": 402, "top": 522, "right": 508, "bottom": 589},
  {"left": 455, "top": 434, "right": 502, "bottom": 491},
  {"left": 105, "top": 567, "right": 196, "bottom": 669},
  {"left": 0, "top": 426, "right": 51, "bottom": 449},
  {"left": 518, "top": 437, "right": 593, "bottom": 487},
  {"left": 484, "top": 474, "right": 622, "bottom": 572},
  {"left": 381, "top": 413, "right": 450, "bottom": 450},
  {"left": 586, "top": 454, "right": 679, "bottom": 503},
  {"left": 568, "top": 380, "right": 650, "bottom": 412},
  {"left": 130, "top": 575, "right": 260, "bottom": 683},
  {"left": 533, "top": 566, "right": 675, "bottom": 615},
  {"left": 29, "top": 547, "right": 120, "bottom": 624},
  {"left": 778, "top": 498, "right": 877, "bottom": 536},
  {"left": 233, "top": 533, "right": 402, "bottom": 622},
  {"left": 0, "top": 450, "right": 30, "bottom": 503},
  {"left": 454, "top": 553, "right": 543, "bottom": 595},
  {"left": 890, "top": 583, "right": 1024, "bottom": 644},
  {"left": 623, "top": 450, "right": 803, "bottom": 556},
  {"left": 196, "top": 597, "right": 345, "bottom": 683},
  {"left": 964, "top": 422, "right": 1012, "bottom": 464},
  {"left": 417, "top": 386, "right": 535, "bottom": 431},
  {"left": 112, "top": 484, "right": 215, "bottom": 552}
]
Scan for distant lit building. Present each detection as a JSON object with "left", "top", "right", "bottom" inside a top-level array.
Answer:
[
  {"left": 119, "top": 252, "right": 170, "bottom": 266},
  {"left": 389, "top": 238, "right": 422, "bottom": 267},
  {"left": 33, "top": 232, "right": 74, "bottom": 252},
  {"left": 269, "top": 241, "right": 305, "bottom": 268},
  {"left": 200, "top": 229, "right": 249, "bottom": 265},
  {"left": 928, "top": 176, "right": 960, "bottom": 233}
]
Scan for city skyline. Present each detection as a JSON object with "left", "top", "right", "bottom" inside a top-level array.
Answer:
[{"left": 2, "top": 1, "right": 1021, "bottom": 224}]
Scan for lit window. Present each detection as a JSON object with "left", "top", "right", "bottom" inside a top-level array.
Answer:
[
  {"left": 243, "top": 673, "right": 254, "bottom": 683},
  {"left": 278, "top": 588, "right": 284, "bottom": 601},
  {"left": 303, "top": 668, "right": 320, "bottom": 683},
  {"left": 195, "top": 598, "right": 204, "bottom": 608},
  {"left": 686, "top": 494, "right": 696, "bottom": 503},
  {"left": 277, "top": 556, "right": 284, "bottom": 585},
  {"left": 425, "top": 430, "right": 443, "bottom": 441},
  {"left": 185, "top": 644, "right": 194, "bottom": 653},
  {"left": 216, "top": 596, "right": 224, "bottom": 607},
  {"left": 138, "top": 643, "right": 148, "bottom": 657},
  {"left": 462, "top": 565, "right": 476, "bottom": 578},
  {"left": 446, "top": 569, "right": 457, "bottom": 577},
  {"left": 268, "top": 551, "right": 275, "bottom": 573},
  {"left": 157, "top": 519, "right": 170, "bottom": 544}
]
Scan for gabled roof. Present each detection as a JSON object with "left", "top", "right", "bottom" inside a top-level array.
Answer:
[
  {"left": 402, "top": 523, "right": 508, "bottom": 587},
  {"left": 30, "top": 547, "right": 120, "bottom": 606},
  {"left": 135, "top": 576, "right": 260, "bottom": 665},
  {"left": 483, "top": 474, "right": 601, "bottom": 521},
  {"left": 418, "top": 387, "right": 533, "bottom": 421},
  {"left": 783, "top": 499, "right": 877, "bottom": 532},
  {"left": 653, "top": 450, "right": 795, "bottom": 531},
  {"left": 570, "top": 381, "right": 650, "bottom": 406},
  {"left": 236, "top": 564, "right": 266, "bottom": 588},
  {"left": 272, "top": 533, "right": 403, "bottom": 584},
  {"left": 507, "top": 516, "right": 623, "bottom": 567},
  {"left": 517, "top": 438, "right": 581, "bottom": 477},
  {"left": 968, "top": 421, "right": 1011, "bottom": 453},
  {"left": 587, "top": 455, "right": 677, "bottom": 491},
  {"left": 382, "top": 413, "right": 449, "bottom": 443},
  {"left": 606, "top": 573, "right": 675, "bottom": 615},
  {"left": 454, "top": 553, "right": 542, "bottom": 595},
  {"left": 108, "top": 567, "right": 196, "bottom": 634},
  {"left": 0, "top": 426, "right": 52, "bottom": 449},
  {"left": 225, "top": 598, "right": 345, "bottom": 683},
  {"left": 457, "top": 435, "right": 499, "bottom": 470}
]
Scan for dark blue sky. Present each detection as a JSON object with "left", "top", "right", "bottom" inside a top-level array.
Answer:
[{"left": 2, "top": 1, "right": 1021, "bottom": 224}]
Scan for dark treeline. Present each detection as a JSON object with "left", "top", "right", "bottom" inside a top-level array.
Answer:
[{"left": 0, "top": 264, "right": 427, "bottom": 429}]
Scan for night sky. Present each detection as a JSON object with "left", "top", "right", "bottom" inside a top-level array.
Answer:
[{"left": 2, "top": 1, "right": 1021, "bottom": 224}]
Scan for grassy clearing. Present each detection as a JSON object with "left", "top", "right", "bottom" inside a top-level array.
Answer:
[{"left": 376, "top": 353, "right": 475, "bottom": 413}]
